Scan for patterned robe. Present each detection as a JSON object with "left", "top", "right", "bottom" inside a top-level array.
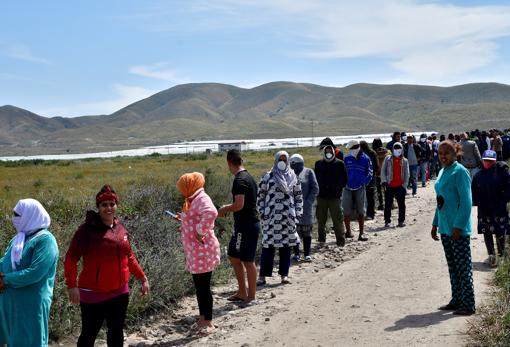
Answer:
[{"left": 257, "top": 172, "right": 303, "bottom": 248}]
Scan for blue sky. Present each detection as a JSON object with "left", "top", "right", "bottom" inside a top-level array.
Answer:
[{"left": 1, "top": 0, "right": 510, "bottom": 117}]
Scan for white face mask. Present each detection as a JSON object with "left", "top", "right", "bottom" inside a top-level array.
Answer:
[
  {"left": 277, "top": 161, "right": 287, "bottom": 171},
  {"left": 420, "top": 138, "right": 426, "bottom": 142},
  {"left": 393, "top": 149, "right": 402, "bottom": 157},
  {"left": 325, "top": 152, "right": 333, "bottom": 160},
  {"left": 401, "top": 136, "right": 407, "bottom": 142},
  {"left": 350, "top": 149, "right": 360, "bottom": 157}
]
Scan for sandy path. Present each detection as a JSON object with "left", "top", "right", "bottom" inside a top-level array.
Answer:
[{"left": 118, "top": 184, "right": 494, "bottom": 347}]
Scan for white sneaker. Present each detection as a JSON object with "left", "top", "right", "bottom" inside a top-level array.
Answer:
[{"left": 304, "top": 255, "right": 312, "bottom": 262}]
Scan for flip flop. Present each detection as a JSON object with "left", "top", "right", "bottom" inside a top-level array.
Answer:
[{"left": 227, "top": 294, "right": 245, "bottom": 302}]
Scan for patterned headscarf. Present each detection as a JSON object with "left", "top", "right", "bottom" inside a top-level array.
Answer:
[
  {"left": 176, "top": 172, "right": 205, "bottom": 212},
  {"left": 11, "top": 198, "right": 51, "bottom": 270},
  {"left": 271, "top": 151, "right": 298, "bottom": 193}
]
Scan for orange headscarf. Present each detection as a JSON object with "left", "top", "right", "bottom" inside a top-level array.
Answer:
[{"left": 176, "top": 172, "right": 206, "bottom": 212}]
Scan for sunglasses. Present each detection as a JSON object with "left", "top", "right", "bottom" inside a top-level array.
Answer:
[{"left": 99, "top": 202, "right": 116, "bottom": 208}]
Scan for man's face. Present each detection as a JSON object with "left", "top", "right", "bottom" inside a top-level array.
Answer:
[{"left": 407, "top": 136, "right": 413, "bottom": 144}]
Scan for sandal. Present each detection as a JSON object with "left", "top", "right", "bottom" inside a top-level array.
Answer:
[
  {"left": 196, "top": 325, "right": 217, "bottom": 336},
  {"left": 227, "top": 294, "right": 246, "bottom": 302}
]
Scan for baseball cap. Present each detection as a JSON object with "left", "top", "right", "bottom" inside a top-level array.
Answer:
[
  {"left": 482, "top": 150, "right": 497, "bottom": 161},
  {"left": 347, "top": 140, "right": 359, "bottom": 149}
]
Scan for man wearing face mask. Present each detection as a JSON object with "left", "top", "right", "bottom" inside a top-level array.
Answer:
[
  {"left": 314, "top": 137, "right": 348, "bottom": 247},
  {"left": 343, "top": 140, "right": 373, "bottom": 241},
  {"left": 403, "top": 135, "right": 422, "bottom": 196},
  {"left": 290, "top": 154, "right": 319, "bottom": 262},
  {"left": 471, "top": 150, "right": 510, "bottom": 267},
  {"left": 381, "top": 143, "right": 410, "bottom": 228}
]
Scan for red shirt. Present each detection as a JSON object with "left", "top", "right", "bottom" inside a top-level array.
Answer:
[
  {"left": 389, "top": 157, "right": 403, "bottom": 187},
  {"left": 64, "top": 211, "right": 145, "bottom": 292}
]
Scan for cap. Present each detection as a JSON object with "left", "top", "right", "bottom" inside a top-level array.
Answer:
[
  {"left": 482, "top": 150, "right": 497, "bottom": 161},
  {"left": 347, "top": 140, "right": 360, "bottom": 149}
]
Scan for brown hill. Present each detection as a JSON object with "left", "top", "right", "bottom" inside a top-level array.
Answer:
[{"left": 1, "top": 82, "right": 509, "bottom": 155}]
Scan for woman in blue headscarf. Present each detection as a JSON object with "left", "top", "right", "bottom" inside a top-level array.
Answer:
[
  {"left": 0, "top": 199, "right": 59, "bottom": 346},
  {"left": 257, "top": 151, "right": 303, "bottom": 285}
]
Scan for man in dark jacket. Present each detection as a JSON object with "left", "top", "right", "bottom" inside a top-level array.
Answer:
[
  {"left": 403, "top": 135, "right": 422, "bottom": 196},
  {"left": 472, "top": 150, "right": 510, "bottom": 267},
  {"left": 314, "top": 137, "right": 348, "bottom": 246},
  {"left": 386, "top": 131, "right": 401, "bottom": 150},
  {"left": 418, "top": 133, "right": 432, "bottom": 187}
]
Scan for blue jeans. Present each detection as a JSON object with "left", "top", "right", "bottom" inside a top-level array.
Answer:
[
  {"left": 409, "top": 165, "right": 418, "bottom": 194},
  {"left": 419, "top": 161, "right": 428, "bottom": 186}
]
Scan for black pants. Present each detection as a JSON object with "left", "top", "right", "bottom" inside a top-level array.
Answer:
[
  {"left": 260, "top": 245, "right": 291, "bottom": 277},
  {"left": 375, "top": 176, "right": 384, "bottom": 210},
  {"left": 384, "top": 186, "right": 406, "bottom": 224},
  {"left": 78, "top": 293, "right": 129, "bottom": 347},
  {"left": 366, "top": 184, "right": 376, "bottom": 218},
  {"left": 293, "top": 236, "right": 312, "bottom": 257},
  {"left": 484, "top": 233, "right": 505, "bottom": 257},
  {"left": 192, "top": 272, "right": 213, "bottom": 321}
]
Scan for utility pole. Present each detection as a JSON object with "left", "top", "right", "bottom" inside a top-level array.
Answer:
[{"left": 311, "top": 120, "right": 315, "bottom": 147}]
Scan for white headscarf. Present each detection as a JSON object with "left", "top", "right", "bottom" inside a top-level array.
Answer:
[
  {"left": 11, "top": 198, "right": 51, "bottom": 270},
  {"left": 271, "top": 151, "right": 298, "bottom": 193}
]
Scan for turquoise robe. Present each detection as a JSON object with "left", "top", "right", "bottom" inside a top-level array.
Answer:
[
  {"left": 433, "top": 161, "right": 473, "bottom": 237},
  {"left": 0, "top": 230, "right": 59, "bottom": 346}
]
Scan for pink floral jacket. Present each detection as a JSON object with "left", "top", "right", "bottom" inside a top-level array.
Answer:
[{"left": 180, "top": 188, "right": 220, "bottom": 274}]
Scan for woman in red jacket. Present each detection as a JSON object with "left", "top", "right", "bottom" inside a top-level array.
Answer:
[{"left": 64, "top": 185, "right": 149, "bottom": 347}]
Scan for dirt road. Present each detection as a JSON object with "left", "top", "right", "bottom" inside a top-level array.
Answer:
[{"left": 123, "top": 184, "right": 493, "bottom": 347}]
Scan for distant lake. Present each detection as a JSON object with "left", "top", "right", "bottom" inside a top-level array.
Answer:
[{"left": 0, "top": 131, "right": 436, "bottom": 161}]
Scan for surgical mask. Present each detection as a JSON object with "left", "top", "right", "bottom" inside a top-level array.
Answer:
[
  {"left": 482, "top": 161, "right": 496, "bottom": 170},
  {"left": 325, "top": 152, "right": 334, "bottom": 161},
  {"left": 350, "top": 149, "right": 360, "bottom": 157},
  {"left": 401, "top": 136, "right": 407, "bottom": 142},
  {"left": 420, "top": 138, "right": 426, "bottom": 142},
  {"left": 393, "top": 149, "right": 402, "bottom": 157},
  {"left": 277, "top": 161, "right": 287, "bottom": 171}
]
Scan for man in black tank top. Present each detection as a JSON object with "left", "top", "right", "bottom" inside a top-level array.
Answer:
[{"left": 218, "top": 150, "right": 260, "bottom": 303}]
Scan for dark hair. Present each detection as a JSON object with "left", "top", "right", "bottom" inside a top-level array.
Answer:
[
  {"left": 226, "top": 149, "right": 243, "bottom": 166},
  {"left": 372, "top": 138, "right": 383, "bottom": 151},
  {"left": 360, "top": 140, "right": 370, "bottom": 153}
]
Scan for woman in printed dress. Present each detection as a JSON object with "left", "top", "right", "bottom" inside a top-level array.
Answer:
[
  {"left": 257, "top": 151, "right": 303, "bottom": 285},
  {"left": 176, "top": 172, "right": 220, "bottom": 335}
]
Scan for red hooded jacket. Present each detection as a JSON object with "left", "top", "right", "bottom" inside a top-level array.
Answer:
[{"left": 64, "top": 211, "right": 145, "bottom": 292}]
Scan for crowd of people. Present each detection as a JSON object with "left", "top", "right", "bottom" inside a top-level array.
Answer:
[{"left": 0, "top": 128, "right": 509, "bottom": 345}]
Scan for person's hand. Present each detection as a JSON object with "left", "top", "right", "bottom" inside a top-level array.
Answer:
[
  {"left": 175, "top": 212, "right": 182, "bottom": 222},
  {"left": 452, "top": 228, "right": 461, "bottom": 240},
  {"left": 431, "top": 226, "right": 439, "bottom": 241},
  {"left": 140, "top": 277, "right": 150, "bottom": 296},
  {"left": 195, "top": 232, "right": 205, "bottom": 244},
  {"left": 67, "top": 287, "right": 80, "bottom": 305},
  {"left": 217, "top": 206, "right": 227, "bottom": 218}
]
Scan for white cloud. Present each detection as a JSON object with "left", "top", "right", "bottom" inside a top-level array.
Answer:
[
  {"left": 39, "top": 84, "right": 156, "bottom": 117},
  {"left": 129, "top": 62, "right": 189, "bottom": 83},
  {"left": 157, "top": 0, "right": 510, "bottom": 85},
  {"left": 5, "top": 44, "right": 51, "bottom": 65}
]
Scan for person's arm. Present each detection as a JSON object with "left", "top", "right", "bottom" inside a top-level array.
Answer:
[
  {"left": 365, "top": 156, "right": 373, "bottom": 186},
  {"left": 3, "top": 234, "right": 58, "bottom": 289},
  {"left": 257, "top": 174, "right": 269, "bottom": 217},
  {"left": 308, "top": 170, "right": 319, "bottom": 204},
  {"left": 339, "top": 161, "right": 348, "bottom": 190},
  {"left": 403, "top": 159, "right": 410, "bottom": 188},
  {"left": 64, "top": 227, "right": 85, "bottom": 290},
  {"left": 473, "top": 143, "right": 482, "bottom": 166},
  {"left": 218, "top": 194, "right": 244, "bottom": 217},
  {"left": 453, "top": 169, "right": 473, "bottom": 233},
  {"left": 380, "top": 158, "right": 388, "bottom": 184},
  {"left": 293, "top": 180, "right": 304, "bottom": 219},
  {"left": 471, "top": 175, "right": 479, "bottom": 207},
  {"left": 502, "top": 164, "right": 510, "bottom": 203}
]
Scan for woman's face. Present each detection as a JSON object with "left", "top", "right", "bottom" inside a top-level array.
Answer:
[
  {"left": 438, "top": 145, "right": 456, "bottom": 167},
  {"left": 278, "top": 155, "right": 287, "bottom": 163},
  {"left": 98, "top": 200, "right": 117, "bottom": 221}
]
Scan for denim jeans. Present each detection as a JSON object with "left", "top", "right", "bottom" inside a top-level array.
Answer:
[{"left": 409, "top": 164, "right": 418, "bottom": 194}]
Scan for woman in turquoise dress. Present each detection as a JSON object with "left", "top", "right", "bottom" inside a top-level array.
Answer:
[
  {"left": 0, "top": 198, "right": 59, "bottom": 346},
  {"left": 431, "top": 141, "right": 475, "bottom": 315}
]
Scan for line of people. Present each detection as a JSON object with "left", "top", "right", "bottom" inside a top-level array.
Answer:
[{"left": 1, "top": 129, "right": 508, "bottom": 345}]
